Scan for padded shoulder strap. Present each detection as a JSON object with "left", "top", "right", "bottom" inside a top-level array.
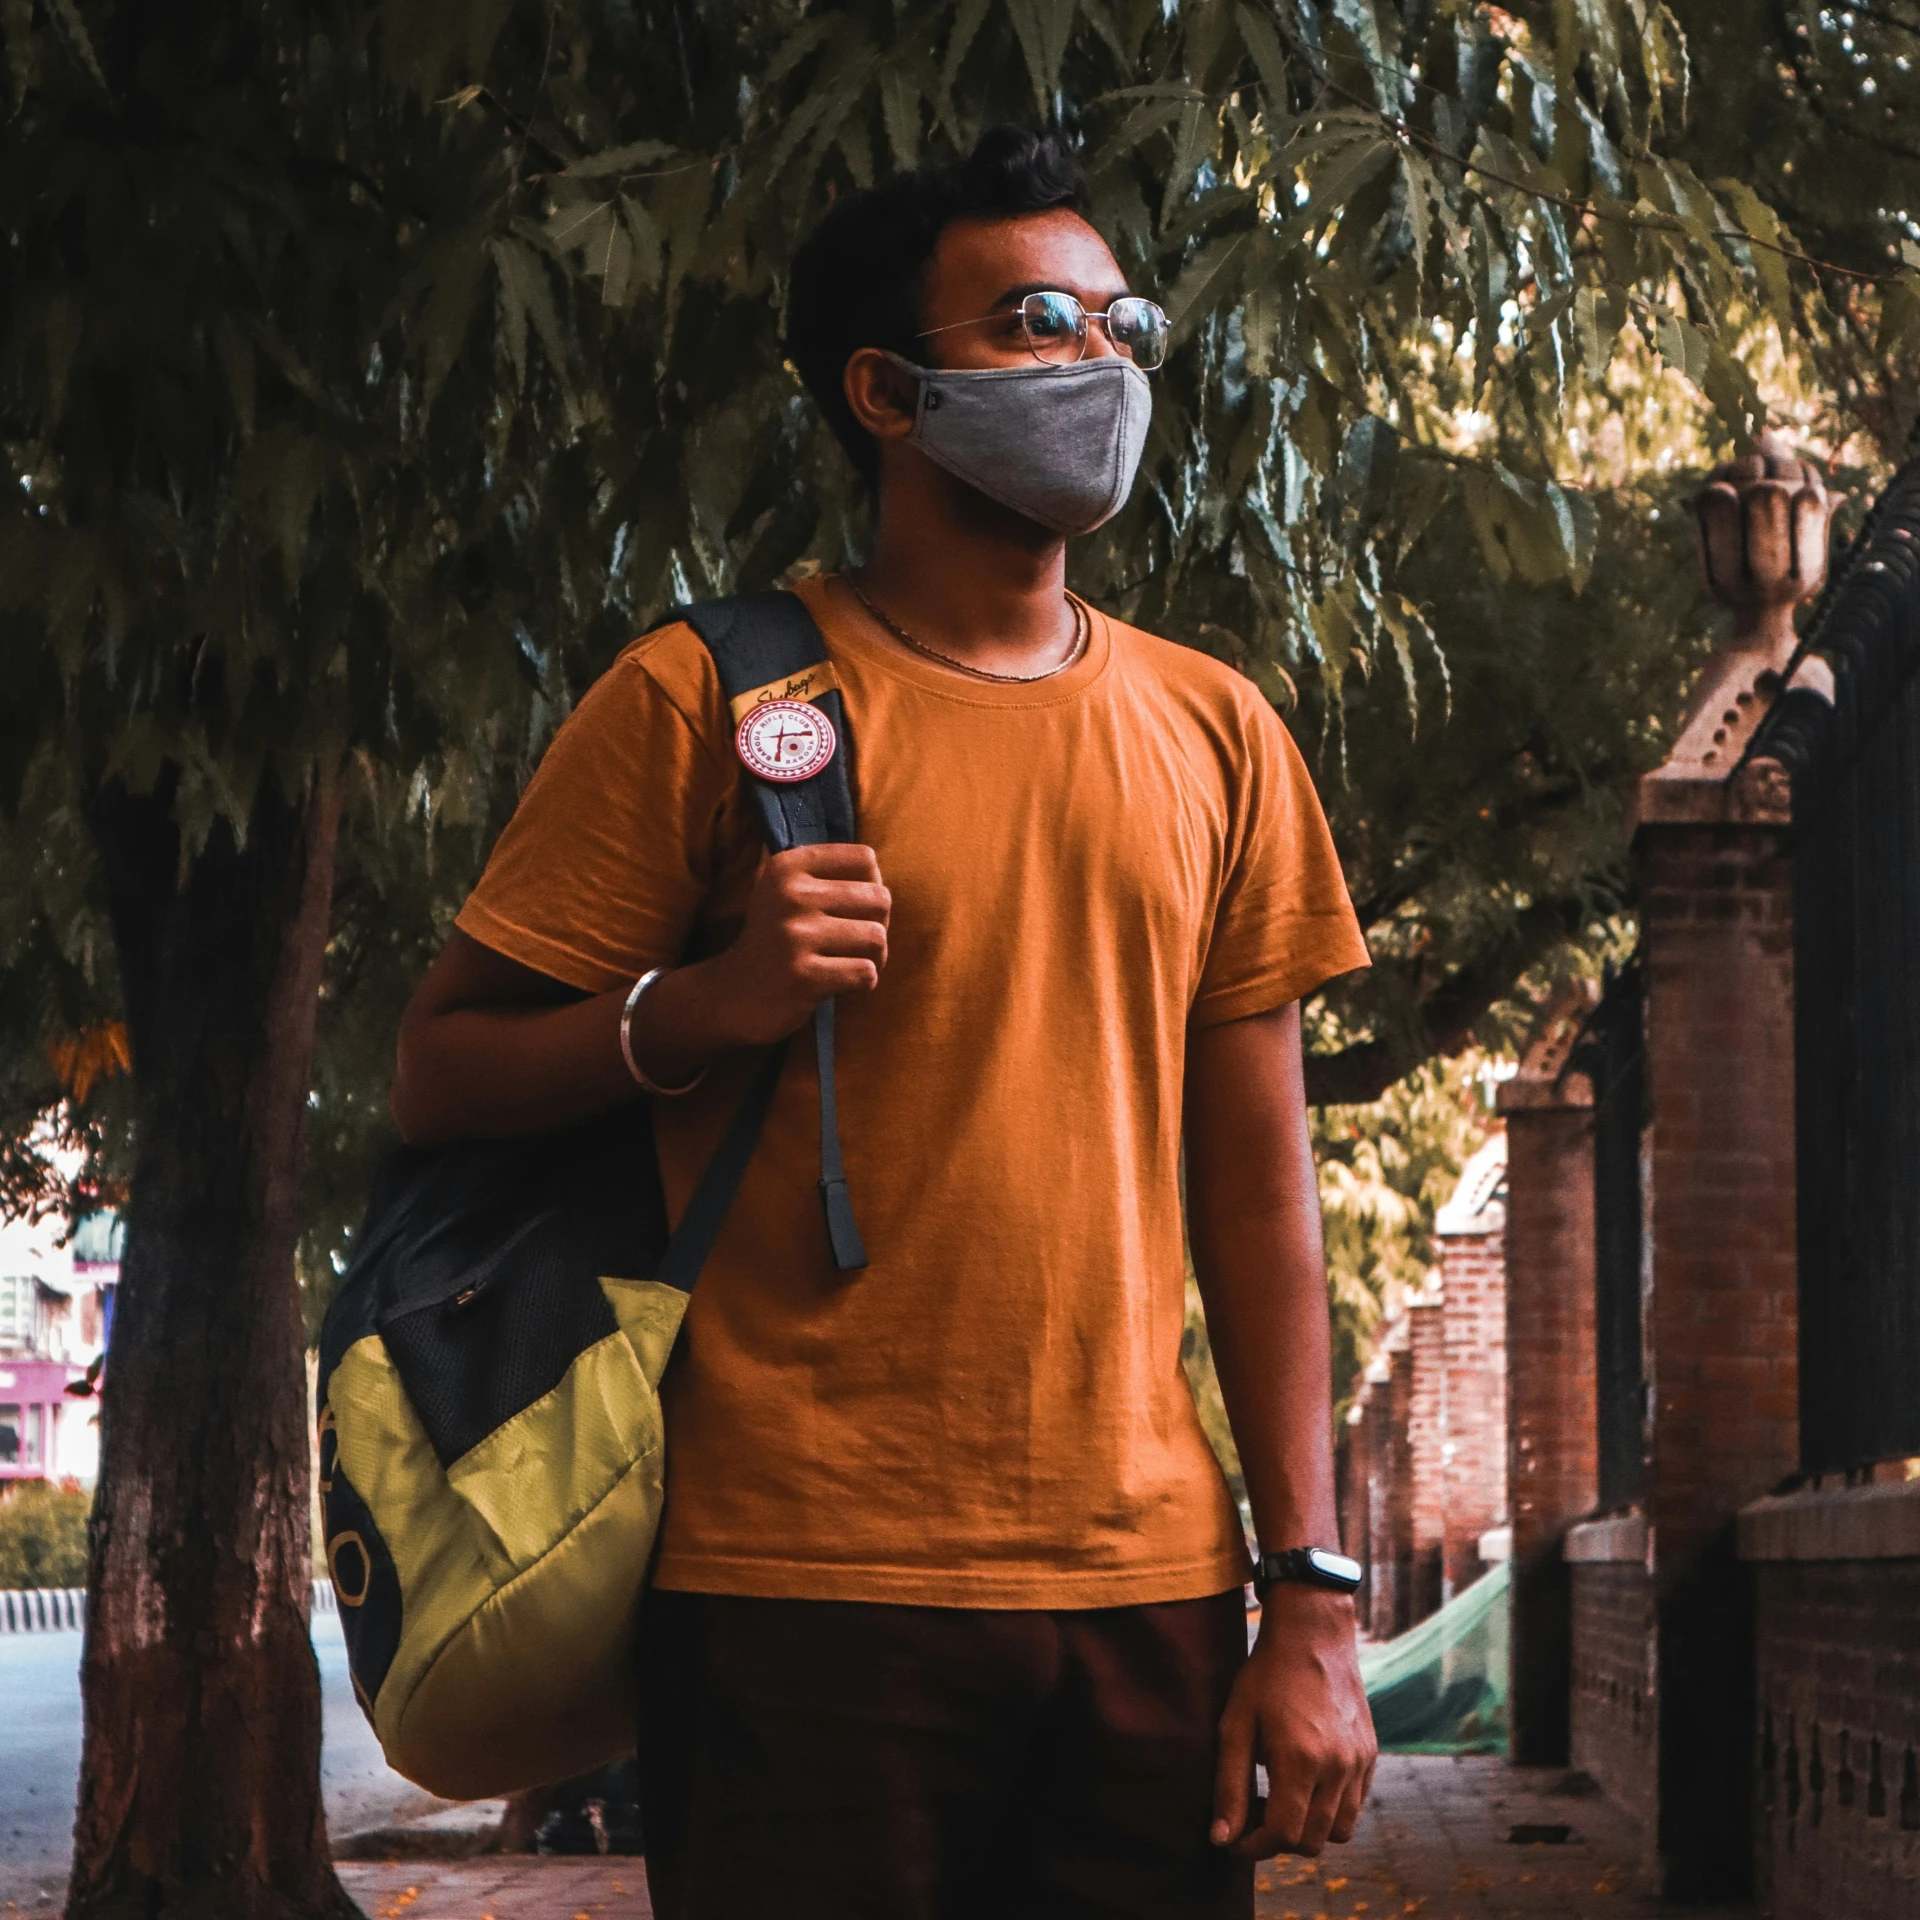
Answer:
[
  {"left": 669, "top": 590, "right": 868, "bottom": 1274},
  {"left": 674, "top": 592, "right": 857, "bottom": 853}
]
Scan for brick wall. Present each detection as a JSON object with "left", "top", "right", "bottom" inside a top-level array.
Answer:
[
  {"left": 1438, "top": 1228, "right": 1507, "bottom": 1597},
  {"left": 1337, "top": 1400, "right": 1362, "bottom": 1550},
  {"left": 1366, "top": 1332, "right": 1415, "bottom": 1641},
  {"left": 1740, "top": 1483, "right": 1920, "bottom": 1919},
  {"left": 1571, "top": 1560, "right": 1658, "bottom": 1836},
  {"left": 1502, "top": 1073, "right": 1599, "bottom": 1765},
  {"left": 1641, "top": 827, "right": 1800, "bottom": 1555},
  {"left": 1407, "top": 1295, "right": 1446, "bottom": 1623},
  {"left": 1753, "top": 1558, "right": 1920, "bottom": 1918},
  {"left": 1638, "top": 822, "right": 1800, "bottom": 1895},
  {"left": 1344, "top": 1390, "right": 1374, "bottom": 1628}
]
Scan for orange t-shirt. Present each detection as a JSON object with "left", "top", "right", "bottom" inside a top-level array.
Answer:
[{"left": 455, "top": 575, "right": 1369, "bottom": 1607}]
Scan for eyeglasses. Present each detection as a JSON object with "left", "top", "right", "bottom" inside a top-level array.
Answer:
[{"left": 916, "top": 291, "right": 1170, "bottom": 371}]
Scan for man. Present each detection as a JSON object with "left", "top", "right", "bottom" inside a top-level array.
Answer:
[{"left": 390, "top": 127, "right": 1375, "bottom": 1918}]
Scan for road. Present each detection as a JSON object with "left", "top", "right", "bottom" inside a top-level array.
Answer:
[{"left": 1, "top": 1616, "right": 448, "bottom": 1908}]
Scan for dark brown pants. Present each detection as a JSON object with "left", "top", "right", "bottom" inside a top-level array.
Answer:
[{"left": 635, "top": 1588, "right": 1253, "bottom": 1920}]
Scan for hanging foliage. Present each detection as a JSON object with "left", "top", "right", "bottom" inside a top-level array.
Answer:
[{"left": 3, "top": 0, "right": 1918, "bottom": 1238}]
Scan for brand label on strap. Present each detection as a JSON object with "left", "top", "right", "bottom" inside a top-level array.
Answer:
[
  {"left": 727, "top": 662, "right": 840, "bottom": 724},
  {"left": 735, "top": 699, "right": 838, "bottom": 784}
]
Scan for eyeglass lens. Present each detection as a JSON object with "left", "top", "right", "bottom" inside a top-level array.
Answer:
[{"left": 1019, "top": 292, "right": 1168, "bottom": 370}]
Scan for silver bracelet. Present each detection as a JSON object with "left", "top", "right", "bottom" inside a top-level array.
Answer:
[{"left": 619, "top": 969, "right": 707, "bottom": 1096}]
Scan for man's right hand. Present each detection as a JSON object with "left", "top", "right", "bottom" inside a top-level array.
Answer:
[{"left": 631, "top": 843, "right": 891, "bottom": 1081}]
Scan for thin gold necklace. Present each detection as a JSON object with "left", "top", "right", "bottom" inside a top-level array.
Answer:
[{"left": 846, "top": 574, "right": 1089, "bottom": 685}]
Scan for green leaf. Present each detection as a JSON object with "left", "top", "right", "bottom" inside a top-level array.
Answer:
[
  {"left": 1702, "top": 339, "right": 1764, "bottom": 447},
  {"left": 1159, "top": 96, "right": 1215, "bottom": 226},
  {"left": 236, "top": 427, "right": 329, "bottom": 591},
  {"left": 491, "top": 238, "right": 569, "bottom": 391},
  {"left": 540, "top": 193, "right": 613, "bottom": 258},
  {"left": 1717, "top": 177, "right": 1794, "bottom": 322},
  {"left": 1387, "top": 458, "right": 1447, "bottom": 566},
  {"left": 1653, "top": 308, "right": 1710, "bottom": 386},
  {"left": 566, "top": 139, "right": 681, "bottom": 181},
  {"left": 1005, "top": 0, "right": 1077, "bottom": 113},
  {"left": 1167, "top": 232, "right": 1249, "bottom": 334},
  {"left": 1493, "top": 467, "right": 1573, "bottom": 587},
  {"left": 1573, "top": 285, "right": 1624, "bottom": 382},
  {"left": 1468, "top": 204, "right": 1504, "bottom": 401},
  {"left": 1462, "top": 470, "right": 1512, "bottom": 585},
  {"left": 880, "top": 66, "right": 920, "bottom": 169},
  {"left": 621, "top": 198, "right": 663, "bottom": 293},
  {"left": 1376, "top": 590, "right": 1432, "bottom": 726},
  {"left": 598, "top": 212, "right": 634, "bottom": 310},
  {"left": 943, "top": 0, "right": 994, "bottom": 84},
  {"left": 213, "top": 314, "right": 255, "bottom": 440},
  {"left": 3, "top": 0, "right": 40, "bottom": 105},
  {"left": 1090, "top": 87, "right": 1200, "bottom": 175},
  {"left": 1243, "top": 283, "right": 1282, "bottom": 379},
  {"left": 838, "top": 111, "right": 874, "bottom": 190},
  {"left": 1400, "top": 151, "right": 1436, "bottom": 293},
  {"left": 46, "top": 0, "right": 104, "bottom": 91},
  {"left": 1877, "top": 274, "right": 1920, "bottom": 358},
  {"left": 42, "top": 290, "right": 80, "bottom": 429},
  {"left": 766, "top": 15, "right": 835, "bottom": 86},
  {"left": 1280, "top": 126, "right": 1397, "bottom": 250},
  {"left": 1236, "top": 3, "right": 1294, "bottom": 111},
  {"left": 412, "top": 227, "right": 487, "bottom": 415},
  {"left": 1330, "top": 0, "right": 1394, "bottom": 109}
]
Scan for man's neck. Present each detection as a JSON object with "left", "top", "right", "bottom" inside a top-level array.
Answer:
[{"left": 851, "top": 466, "right": 1078, "bottom": 678}]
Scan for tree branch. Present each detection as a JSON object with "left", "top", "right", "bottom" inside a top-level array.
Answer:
[{"left": 1302, "top": 895, "right": 1589, "bottom": 1105}]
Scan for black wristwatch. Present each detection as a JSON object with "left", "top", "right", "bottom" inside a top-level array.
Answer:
[{"left": 1253, "top": 1546, "right": 1363, "bottom": 1597}]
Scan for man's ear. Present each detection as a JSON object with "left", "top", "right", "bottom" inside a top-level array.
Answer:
[{"left": 843, "top": 348, "right": 920, "bottom": 441}]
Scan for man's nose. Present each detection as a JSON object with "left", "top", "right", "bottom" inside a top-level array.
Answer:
[{"left": 1082, "top": 313, "right": 1125, "bottom": 360}]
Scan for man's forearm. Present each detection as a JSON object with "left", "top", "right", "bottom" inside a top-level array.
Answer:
[
  {"left": 1184, "top": 1003, "right": 1341, "bottom": 1555},
  {"left": 1187, "top": 1001, "right": 1375, "bottom": 1860},
  {"left": 390, "top": 846, "right": 892, "bottom": 1147}
]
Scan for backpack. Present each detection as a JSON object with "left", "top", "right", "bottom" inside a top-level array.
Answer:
[{"left": 315, "top": 592, "right": 864, "bottom": 1801}]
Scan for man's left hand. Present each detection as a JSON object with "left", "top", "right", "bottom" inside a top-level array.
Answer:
[{"left": 1209, "top": 1584, "right": 1376, "bottom": 1858}]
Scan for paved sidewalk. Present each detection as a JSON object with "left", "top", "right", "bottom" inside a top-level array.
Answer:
[
  {"left": 332, "top": 1756, "right": 1755, "bottom": 1920},
  {"left": 1252, "top": 1756, "right": 1753, "bottom": 1919}
]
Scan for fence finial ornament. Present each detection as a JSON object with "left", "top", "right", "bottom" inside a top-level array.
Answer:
[
  {"left": 1637, "top": 432, "right": 1838, "bottom": 827},
  {"left": 1692, "top": 430, "right": 1838, "bottom": 660}
]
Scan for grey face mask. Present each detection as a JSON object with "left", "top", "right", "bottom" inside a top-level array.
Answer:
[{"left": 885, "top": 353, "right": 1153, "bottom": 536}]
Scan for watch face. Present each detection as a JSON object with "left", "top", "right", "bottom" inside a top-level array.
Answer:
[
  {"left": 1307, "top": 1548, "right": 1363, "bottom": 1589},
  {"left": 735, "top": 699, "right": 838, "bottom": 784}
]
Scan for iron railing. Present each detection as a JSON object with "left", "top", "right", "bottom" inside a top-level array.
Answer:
[
  {"left": 1577, "top": 963, "right": 1649, "bottom": 1507},
  {"left": 1752, "top": 455, "right": 1920, "bottom": 1475}
]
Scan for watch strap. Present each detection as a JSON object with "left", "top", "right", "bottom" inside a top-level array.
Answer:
[{"left": 1254, "top": 1546, "right": 1363, "bottom": 1596}]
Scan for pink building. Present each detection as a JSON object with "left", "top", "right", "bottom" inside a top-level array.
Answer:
[{"left": 0, "top": 1207, "right": 117, "bottom": 1484}]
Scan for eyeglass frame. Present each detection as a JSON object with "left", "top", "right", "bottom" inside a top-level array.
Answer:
[{"left": 914, "top": 290, "right": 1170, "bottom": 371}]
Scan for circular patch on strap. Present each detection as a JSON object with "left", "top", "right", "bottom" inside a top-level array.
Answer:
[{"left": 735, "top": 699, "right": 838, "bottom": 784}]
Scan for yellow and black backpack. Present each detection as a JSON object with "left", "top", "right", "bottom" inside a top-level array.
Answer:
[{"left": 315, "top": 592, "right": 865, "bottom": 1799}]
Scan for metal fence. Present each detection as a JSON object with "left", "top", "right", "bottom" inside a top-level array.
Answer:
[
  {"left": 1577, "top": 963, "right": 1649, "bottom": 1507},
  {"left": 0, "top": 1585, "right": 85, "bottom": 1632},
  {"left": 1753, "top": 455, "right": 1920, "bottom": 1475}
]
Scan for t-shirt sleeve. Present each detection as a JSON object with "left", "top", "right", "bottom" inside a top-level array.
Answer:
[
  {"left": 1190, "top": 695, "right": 1371, "bottom": 1027},
  {"left": 454, "top": 630, "right": 735, "bottom": 994}
]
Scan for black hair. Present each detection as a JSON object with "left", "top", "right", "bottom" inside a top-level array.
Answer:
[{"left": 784, "top": 127, "right": 1094, "bottom": 484}]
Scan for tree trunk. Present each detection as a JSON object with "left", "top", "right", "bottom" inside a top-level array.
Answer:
[{"left": 69, "top": 767, "right": 355, "bottom": 1920}]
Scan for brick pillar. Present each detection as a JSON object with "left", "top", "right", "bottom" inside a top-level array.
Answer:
[
  {"left": 1340, "top": 1391, "right": 1373, "bottom": 1612},
  {"left": 1367, "top": 1327, "right": 1414, "bottom": 1639},
  {"left": 1628, "top": 434, "right": 1831, "bottom": 1897},
  {"left": 1407, "top": 1291, "right": 1446, "bottom": 1624},
  {"left": 1499, "top": 993, "right": 1599, "bottom": 1765},
  {"left": 1434, "top": 1135, "right": 1509, "bottom": 1599}
]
